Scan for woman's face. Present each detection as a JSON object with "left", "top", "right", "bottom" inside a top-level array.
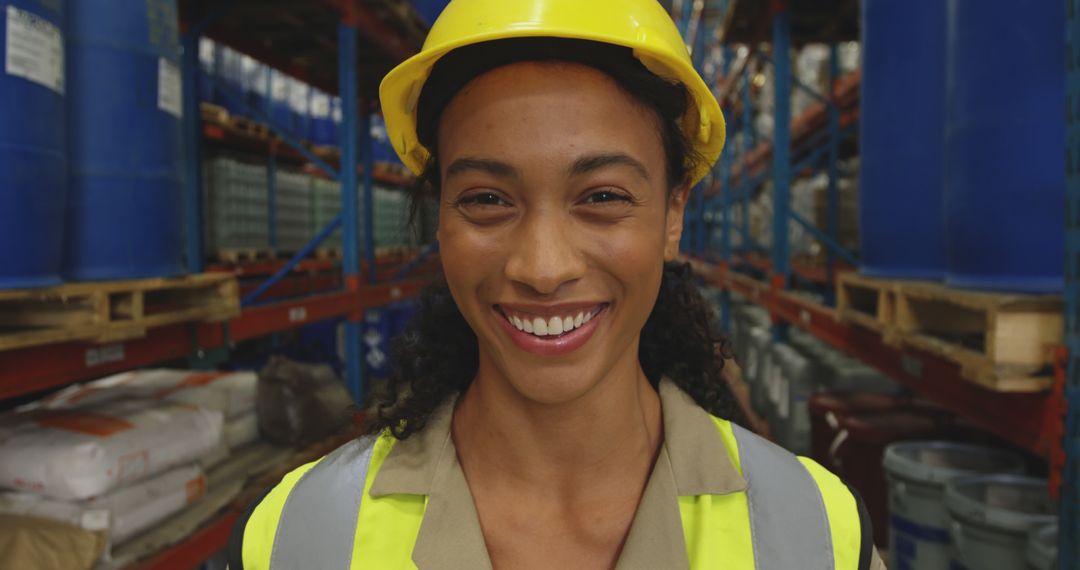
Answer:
[{"left": 437, "top": 61, "right": 689, "bottom": 404}]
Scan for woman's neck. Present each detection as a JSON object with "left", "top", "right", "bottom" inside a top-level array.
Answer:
[{"left": 451, "top": 350, "right": 663, "bottom": 498}]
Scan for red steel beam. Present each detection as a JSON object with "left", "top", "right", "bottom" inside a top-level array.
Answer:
[
  {"left": 128, "top": 511, "right": 239, "bottom": 570},
  {"left": 694, "top": 261, "right": 1059, "bottom": 459}
]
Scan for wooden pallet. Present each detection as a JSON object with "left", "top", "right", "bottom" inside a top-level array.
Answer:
[
  {"left": 313, "top": 247, "right": 342, "bottom": 261},
  {"left": 891, "top": 281, "right": 1062, "bottom": 392},
  {"left": 200, "top": 102, "right": 229, "bottom": 125},
  {"left": 0, "top": 274, "right": 240, "bottom": 351},
  {"left": 213, "top": 249, "right": 275, "bottom": 265},
  {"left": 835, "top": 272, "right": 901, "bottom": 336},
  {"left": 228, "top": 116, "right": 271, "bottom": 140}
]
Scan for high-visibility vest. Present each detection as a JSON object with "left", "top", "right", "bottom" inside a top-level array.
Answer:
[{"left": 238, "top": 417, "right": 869, "bottom": 569}]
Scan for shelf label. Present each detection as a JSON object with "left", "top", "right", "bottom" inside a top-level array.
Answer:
[
  {"left": 390, "top": 287, "right": 402, "bottom": 300},
  {"left": 157, "top": 58, "right": 182, "bottom": 119},
  {"left": 85, "top": 344, "right": 125, "bottom": 368},
  {"left": 288, "top": 306, "right": 308, "bottom": 323},
  {"left": 5, "top": 6, "right": 64, "bottom": 94},
  {"left": 799, "top": 309, "right": 811, "bottom": 325}
]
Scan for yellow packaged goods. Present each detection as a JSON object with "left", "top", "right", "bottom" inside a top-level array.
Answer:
[
  {"left": 0, "top": 399, "right": 222, "bottom": 500},
  {"left": 0, "top": 464, "right": 206, "bottom": 549},
  {"left": 0, "top": 514, "right": 106, "bottom": 570}
]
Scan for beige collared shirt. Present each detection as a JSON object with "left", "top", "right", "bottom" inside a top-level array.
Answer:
[{"left": 369, "top": 379, "right": 885, "bottom": 569}]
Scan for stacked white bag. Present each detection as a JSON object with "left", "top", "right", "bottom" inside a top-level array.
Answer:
[{"left": 0, "top": 368, "right": 258, "bottom": 553}]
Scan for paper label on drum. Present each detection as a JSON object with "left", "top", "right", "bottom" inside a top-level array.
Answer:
[
  {"left": 158, "top": 58, "right": 183, "bottom": 118},
  {"left": 5, "top": 6, "right": 63, "bottom": 94}
]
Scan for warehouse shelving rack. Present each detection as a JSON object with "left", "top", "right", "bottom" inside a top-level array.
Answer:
[
  {"left": 692, "top": 1, "right": 1075, "bottom": 565},
  {"left": 0, "top": 3, "right": 437, "bottom": 567}
]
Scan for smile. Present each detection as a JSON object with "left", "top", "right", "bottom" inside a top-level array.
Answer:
[
  {"left": 499, "top": 305, "right": 604, "bottom": 338},
  {"left": 493, "top": 303, "right": 609, "bottom": 356}
]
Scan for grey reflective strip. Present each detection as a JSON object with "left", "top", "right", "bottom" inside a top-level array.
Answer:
[
  {"left": 270, "top": 435, "right": 378, "bottom": 570},
  {"left": 731, "top": 424, "right": 834, "bottom": 570}
]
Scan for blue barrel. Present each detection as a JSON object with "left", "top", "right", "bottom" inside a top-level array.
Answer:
[
  {"left": 0, "top": 0, "right": 66, "bottom": 288},
  {"left": 859, "top": 0, "right": 947, "bottom": 279},
  {"left": 64, "top": 0, "right": 184, "bottom": 280},
  {"left": 289, "top": 77, "right": 310, "bottom": 141},
  {"left": 944, "top": 1, "right": 1065, "bottom": 293},
  {"left": 309, "top": 89, "right": 335, "bottom": 145},
  {"left": 241, "top": 55, "right": 269, "bottom": 116},
  {"left": 270, "top": 69, "right": 292, "bottom": 133},
  {"left": 412, "top": 0, "right": 451, "bottom": 26},
  {"left": 214, "top": 43, "right": 244, "bottom": 116},
  {"left": 198, "top": 37, "right": 216, "bottom": 106}
]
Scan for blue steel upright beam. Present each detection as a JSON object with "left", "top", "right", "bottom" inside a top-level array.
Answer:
[
  {"left": 181, "top": 33, "right": 204, "bottom": 274},
  {"left": 692, "top": 17, "right": 710, "bottom": 256},
  {"left": 770, "top": 7, "right": 791, "bottom": 343},
  {"left": 825, "top": 44, "right": 841, "bottom": 305},
  {"left": 339, "top": 21, "right": 364, "bottom": 403},
  {"left": 1062, "top": 1, "right": 1080, "bottom": 565},
  {"left": 740, "top": 70, "right": 753, "bottom": 251},
  {"left": 719, "top": 46, "right": 734, "bottom": 333},
  {"left": 361, "top": 102, "right": 377, "bottom": 284}
]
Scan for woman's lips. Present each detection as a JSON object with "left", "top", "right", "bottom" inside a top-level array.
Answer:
[{"left": 493, "top": 304, "right": 608, "bottom": 356}]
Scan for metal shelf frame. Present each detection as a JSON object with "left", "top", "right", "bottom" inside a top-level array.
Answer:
[
  {"left": 1062, "top": 0, "right": 1079, "bottom": 564},
  {"left": 702, "top": 1, "right": 1075, "bottom": 565},
  {"left": 178, "top": 2, "right": 434, "bottom": 404}
]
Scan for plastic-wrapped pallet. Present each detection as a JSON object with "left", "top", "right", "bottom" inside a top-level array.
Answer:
[
  {"left": 203, "top": 157, "right": 270, "bottom": 253},
  {"left": 275, "top": 169, "right": 314, "bottom": 252},
  {"left": 36, "top": 369, "right": 257, "bottom": 420},
  {"left": 0, "top": 400, "right": 221, "bottom": 500},
  {"left": 0, "top": 464, "right": 206, "bottom": 550},
  {"left": 310, "top": 178, "right": 344, "bottom": 248}
]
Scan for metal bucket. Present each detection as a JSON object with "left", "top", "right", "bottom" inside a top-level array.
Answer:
[
  {"left": 946, "top": 475, "right": 1057, "bottom": 570},
  {"left": 883, "top": 441, "right": 1025, "bottom": 570}
]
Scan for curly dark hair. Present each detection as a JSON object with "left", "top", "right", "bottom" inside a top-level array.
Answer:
[{"left": 365, "top": 37, "right": 739, "bottom": 439}]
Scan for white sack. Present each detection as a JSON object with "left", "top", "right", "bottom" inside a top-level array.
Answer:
[
  {"left": 35, "top": 369, "right": 256, "bottom": 419},
  {"left": 0, "top": 399, "right": 222, "bottom": 500},
  {"left": 0, "top": 464, "right": 206, "bottom": 548},
  {"left": 224, "top": 412, "right": 259, "bottom": 450}
]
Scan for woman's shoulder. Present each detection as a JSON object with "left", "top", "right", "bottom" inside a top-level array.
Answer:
[{"left": 226, "top": 434, "right": 390, "bottom": 570}]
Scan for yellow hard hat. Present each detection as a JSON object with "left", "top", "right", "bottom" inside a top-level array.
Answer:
[{"left": 379, "top": 0, "right": 725, "bottom": 186}]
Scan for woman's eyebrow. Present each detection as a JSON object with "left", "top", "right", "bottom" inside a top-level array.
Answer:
[
  {"left": 569, "top": 153, "right": 651, "bottom": 182},
  {"left": 445, "top": 157, "right": 522, "bottom": 181}
]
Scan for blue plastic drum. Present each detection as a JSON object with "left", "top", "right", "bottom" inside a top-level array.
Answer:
[
  {"left": 944, "top": 0, "right": 1065, "bottom": 293},
  {"left": 0, "top": 0, "right": 66, "bottom": 288},
  {"left": 64, "top": 0, "right": 184, "bottom": 280},
  {"left": 859, "top": 0, "right": 948, "bottom": 279}
]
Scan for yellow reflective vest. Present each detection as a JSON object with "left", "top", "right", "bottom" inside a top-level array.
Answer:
[{"left": 232, "top": 382, "right": 877, "bottom": 569}]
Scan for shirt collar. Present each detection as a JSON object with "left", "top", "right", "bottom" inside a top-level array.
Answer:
[{"left": 369, "top": 378, "right": 746, "bottom": 498}]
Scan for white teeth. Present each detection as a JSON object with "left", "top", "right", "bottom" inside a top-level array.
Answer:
[
  {"left": 548, "top": 316, "right": 564, "bottom": 335},
  {"left": 505, "top": 307, "right": 602, "bottom": 338},
  {"left": 533, "top": 317, "right": 548, "bottom": 336}
]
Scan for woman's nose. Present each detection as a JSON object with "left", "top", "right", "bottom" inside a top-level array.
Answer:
[{"left": 503, "top": 210, "right": 587, "bottom": 295}]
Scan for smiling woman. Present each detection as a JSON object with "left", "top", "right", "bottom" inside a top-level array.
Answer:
[{"left": 229, "top": 1, "right": 884, "bottom": 569}]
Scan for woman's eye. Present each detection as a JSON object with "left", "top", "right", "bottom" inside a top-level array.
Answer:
[
  {"left": 582, "top": 189, "right": 632, "bottom": 205},
  {"left": 457, "top": 192, "right": 510, "bottom": 207}
]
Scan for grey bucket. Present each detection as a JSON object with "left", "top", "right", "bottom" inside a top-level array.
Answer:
[
  {"left": 946, "top": 475, "right": 1057, "bottom": 570},
  {"left": 768, "top": 342, "right": 818, "bottom": 455},
  {"left": 745, "top": 326, "right": 772, "bottom": 417},
  {"left": 883, "top": 441, "right": 1026, "bottom": 570},
  {"left": 1026, "top": 524, "right": 1057, "bottom": 570}
]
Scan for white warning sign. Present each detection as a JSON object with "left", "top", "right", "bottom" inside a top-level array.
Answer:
[
  {"left": 5, "top": 5, "right": 64, "bottom": 94},
  {"left": 157, "top": 57, "right": 182, "bottom": 119}
]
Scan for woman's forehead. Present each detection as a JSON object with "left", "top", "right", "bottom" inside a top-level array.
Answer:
[{"left": 436, "top": 62, "right": 666, "bottom": 175}]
